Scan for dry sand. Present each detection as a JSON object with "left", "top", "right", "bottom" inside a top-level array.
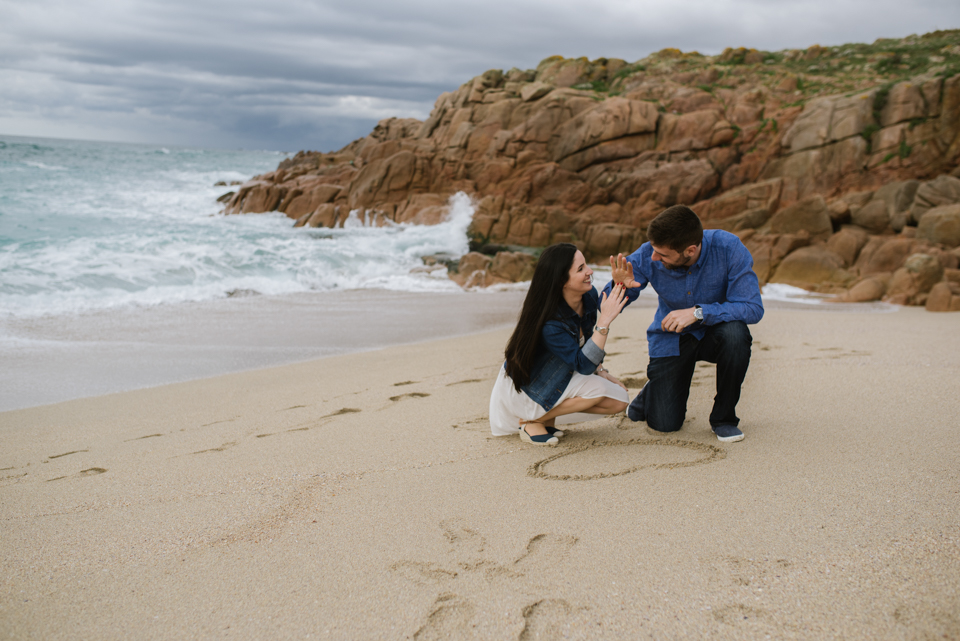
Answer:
[{"left": 1, "top": 306, "right": 958, "bottom": 639}]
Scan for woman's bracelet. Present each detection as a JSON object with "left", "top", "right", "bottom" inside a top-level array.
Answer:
[{"left": 596, "top": 365, "right": 607, "bottom": 374}]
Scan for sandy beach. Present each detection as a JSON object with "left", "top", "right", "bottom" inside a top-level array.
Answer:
[{"left": 1, "top": 305, "right": 958, "bottom": 639}]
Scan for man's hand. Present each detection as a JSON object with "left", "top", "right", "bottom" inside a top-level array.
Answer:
[
  {"left": 661, "top": 307, "right": 698, "bottom": 333},
  {"left": 610, "top": 253, "right": 641, "bottom": 288}
]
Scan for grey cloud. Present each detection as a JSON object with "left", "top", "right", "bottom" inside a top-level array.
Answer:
[{"left": 1, "top": 0, "right": 958, "bottom": 150}]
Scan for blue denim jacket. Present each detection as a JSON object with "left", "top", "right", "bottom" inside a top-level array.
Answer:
[{"left": 521, "top": 288, "right": 606, "bottom": 411}]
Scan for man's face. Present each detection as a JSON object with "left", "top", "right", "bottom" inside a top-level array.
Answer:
[{"left": 650, "top": 244, "right": 695, "bottom": 270}]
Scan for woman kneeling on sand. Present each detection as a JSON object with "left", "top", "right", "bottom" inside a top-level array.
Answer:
[{"left": 489, "top": 243, "right": 630, "bottom": 445}]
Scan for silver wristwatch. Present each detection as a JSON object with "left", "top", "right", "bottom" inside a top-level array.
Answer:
[{"left": 694, "top": 305, "right": 703, "bottom": 321}]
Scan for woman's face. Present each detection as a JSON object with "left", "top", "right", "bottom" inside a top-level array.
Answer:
[{"left": 562, "top": 250, "right": 593, "bottom": 297}]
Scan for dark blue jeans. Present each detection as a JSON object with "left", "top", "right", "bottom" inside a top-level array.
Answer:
[{"left": 639, "top": 321, "right": 752, "bottom": 433}]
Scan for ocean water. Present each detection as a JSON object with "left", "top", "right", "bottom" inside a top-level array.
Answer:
[
  {"left": 0, "top": 135, "right": 478, "bottom": 319},
  {"left": 0, "top": 135, "right": 527, "bottom": 411}
]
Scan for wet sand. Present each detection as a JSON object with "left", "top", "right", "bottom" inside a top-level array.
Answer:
[
  {"left": 0, "top": 289, "right": 531, "bottom": 411},
  {"left": 1, "top": 306, "right": 958, "bottom": 639}
]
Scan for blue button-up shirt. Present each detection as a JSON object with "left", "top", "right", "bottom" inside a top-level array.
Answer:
[{"left": 601, "top": 229, "right": 763, "bottom": 358}]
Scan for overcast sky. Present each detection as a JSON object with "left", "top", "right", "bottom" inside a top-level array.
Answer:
[{"left": 1, "top": 0, "right": 958, "bottom": 152}]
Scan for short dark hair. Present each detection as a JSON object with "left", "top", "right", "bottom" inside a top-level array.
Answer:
[{"left": 646, "top": 205, "right": 703, "bottom": 253}]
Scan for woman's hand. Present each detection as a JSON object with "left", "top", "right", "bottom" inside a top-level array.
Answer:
[
  {"left": 598, "top": 283, "right": 629, "bottom": 328},
  {"left": 597, "top": 370, "right": 628, "bottom": 392}
]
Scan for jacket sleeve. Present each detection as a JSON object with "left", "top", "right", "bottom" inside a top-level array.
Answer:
[
  {"left": 700, "top": 241, "right": 764, "bottom": 325},
  {"left": 541, "top": 320, "right": 603, "bottom": 374}
]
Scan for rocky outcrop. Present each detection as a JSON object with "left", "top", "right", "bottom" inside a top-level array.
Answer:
[{"left": 223, "top": 31, "right": 960, "bottom": 307}]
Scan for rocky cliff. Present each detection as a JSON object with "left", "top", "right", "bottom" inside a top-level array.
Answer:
[{"left": 222, "top": 30, "right": 960, "bottom": 310}]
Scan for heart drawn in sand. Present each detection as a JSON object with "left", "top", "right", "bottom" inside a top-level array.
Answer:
[{"left": 528, "top": 438, "right": 726, "bottom": 481}]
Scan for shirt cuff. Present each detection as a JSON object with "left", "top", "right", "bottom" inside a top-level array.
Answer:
[{"left": 582, "top": 338, "right": 605, "bottom": 365}]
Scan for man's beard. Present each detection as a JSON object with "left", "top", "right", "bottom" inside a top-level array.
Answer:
[{"left": 663, "top": 257, "right": 692, "bottom": 270}]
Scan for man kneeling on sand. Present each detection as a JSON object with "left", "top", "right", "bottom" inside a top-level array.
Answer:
[{"left": 602, "top": 205, "right": 764, "bottom": 442}]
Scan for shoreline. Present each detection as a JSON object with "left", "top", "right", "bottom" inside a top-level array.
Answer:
[
  {"left": 2, "top": 305, "right": 958, "bottom": 639},
  {"left": 1, "top": 288, "right": 534, "bottom": 412},
  {"left": 0, "top": 282, "right": 897, "bottom": 413}
]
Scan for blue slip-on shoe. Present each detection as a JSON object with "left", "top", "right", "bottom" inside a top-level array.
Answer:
[
  {"left": 545, "top": 426, "right": 564, "bottom": 438},
  {"left": 626, "top": 385, "right": 647, "bottom": 422},
  {"left": 713, "top": 424, "right": 744, "bottom": 443},
  {"left": 520, "top": 426, "right": 559, "bottom": 446}
]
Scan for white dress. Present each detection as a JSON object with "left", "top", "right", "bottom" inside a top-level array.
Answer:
[{"left": 488, "top": 336, "right": 629, "bottom": 437}]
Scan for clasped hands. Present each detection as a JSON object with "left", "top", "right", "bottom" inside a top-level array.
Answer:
[{"left": 610, "top": 253, "right": 698, "bottom": 334}]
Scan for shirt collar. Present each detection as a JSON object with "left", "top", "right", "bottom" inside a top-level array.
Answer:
[{"left": 691, "top": 233, "right": 710, "bottom": 271}]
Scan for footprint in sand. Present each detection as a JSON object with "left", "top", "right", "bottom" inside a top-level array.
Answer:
[
  {"left": 712, "top": 603, "right": 770, "bottom": 626},
  {"left": 707, "top": 555, "right": 792, "bottom": 589},
  {"left": 256, "top": 407, "right": 362, "bottom": 438},
  {"left": 0, "top": 471, "right": 29, "bottom": 487},
  {"left": 394, "top": 380, "right": 419, "bottom": 386},
  {"left": 446, "top": 379, "right": 482, "bottom": 387},
  {"left": 389, "top": 392, "right": 431, "bottom": 402},
  {"left": 528, "top": 438, "right": 725, "bottom": 481},
  {"left": 519, "top": 599, "right": 576, "bottom": 640},
  {"left": 200, "top": 417, "right": 238, "bottom": 427},
  {"left": 803, "top": 345, "right": 871, "bottom": 360},
  {"left": 48, "top": 467, "right": 107, "bottom": 482},
  {"left": 125, "top": 434, "right": 162, "bottom": 442},
  {"left": 619, "top": 376, "right": 648, "bottom": 389},
  {"left": 394, "top": 521, "right": 580, "bottom": 637},
  {"left": 48, "top": 450, "right": 88, "bottom": 460},
  {"left": 190, "top": 441, "right": 237, "bottom": 455},
  {"left": 413, "top": 593, "right": 475, "bottom": 641},
  {"left": 704, "top": 555, "right": 793, "bottom": 628},
  {"left": 451, "top": 416, "right": 489, "bottom": 433}
]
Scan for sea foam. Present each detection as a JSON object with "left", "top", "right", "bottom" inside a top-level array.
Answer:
[{"left": 0, "top": 135, "right": 477, "bottom": 318}]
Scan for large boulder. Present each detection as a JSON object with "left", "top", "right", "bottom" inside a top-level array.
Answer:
[
  {"left": 656, "top": 110, "right": 736, "bottom": 152},
  {"left": 841, "top": 277, "right": 887, "bottom": 302},
  {"left": 909, "top": 175, "right": 960, "bottom": 224},
  {"left": 306, "top": 204, "right": 341, "bottom": 228},
  {"left": 860, "top": 238, "right": 917, "bottom": 275},
  {"left": 698, "top": 178, "right": 783, "bottom": 222},
  {"left": 925, "top": 282, "right": 960, "bottom": 312},
  {"left": 851, "top": 200, "right": 891, "bottom": 234},
  {"left": 584, "top": 223, "right": 641, "bottom": 259},
  {"left": 880, "top": 81, "right": 928, "bottom": 126},
  {"left": 826, "top": 227, "right": 869, "bottom": 266},
  {"left": 547, "top": 97, "right": 659, "bottom": 162},
  {"left": 520, "top": 82, "right": 554, "bottom": 102},
  {"left": 282, "top": 185, "right": 343, "bottom": 219},
  {"left": 488, "top": 251, "right": 536, "bottom": 282},
  {"left": 872, "top": 180, "right": 920, "bottom": 231},
  {"left": 767, "top": 196, "right": 833, "bottom": 237},
  {"left": 451, "top": 252, "right": 495, "bottom": 288},
  {"left": 916, "top": 204, "right": 960, "bottom": 247},
  {"left": 770, "top": 245, "right": 854, "bottom": 290},
  {"left": 780, "top": 91, "right": 874, "bottom": 153},
  {"left": 885, "top": 253, "right": 945, "bottom": 303}
]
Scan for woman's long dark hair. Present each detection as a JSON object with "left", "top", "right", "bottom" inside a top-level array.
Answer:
[{"left": 504, "top": 243, "right": 578, "bottom": 391}]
